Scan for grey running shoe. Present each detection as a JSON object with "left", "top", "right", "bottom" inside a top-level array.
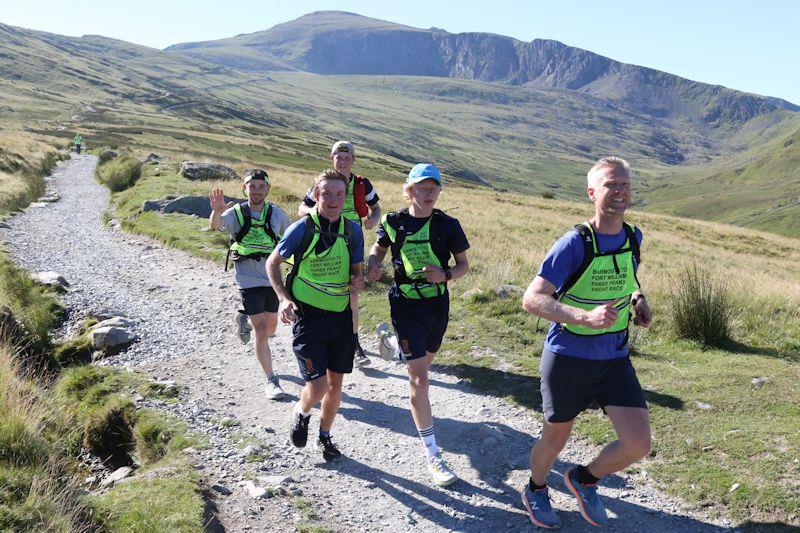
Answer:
[
  {"left": 521, "top": 484, "right": 561, "bottom": 529},
  {"left": 236, "top": 312, "right": 252, "bottom": 344},
  {"left": 264, "top": 375, "right": 284, "bottom": 400},
  {"left": 354, "top": 341, "right": 370, "bottom": 368},
  {"left": 427, "top": 452, "right": 458, "bottom": 487},
  {"left": 375, "top": 322, "right": 399, "bottom": 361}
]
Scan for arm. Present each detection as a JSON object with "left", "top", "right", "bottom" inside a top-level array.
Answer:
[
  {"left": 522, "top": 275, "right": 619, "bottom": 330},
  {"left": 632, "top": 291, "right": 653, "bottom": 327},
  {"left": 422, "top": 250, "right": 469, "bottom": 283},
  {"left": 208, "top": 188, "right": 229, "bottom": 230},
  {"left": 350, "top": 263, "right": 365, "bottom": 292},
  {"left": 367, "top": 242, "right": 389, "bottom": 281},
  {"left": 266, "top": 250, "right": 298, "bottom": 324},
  {"left": 297, "top": 201, "right": 314, "bottom": 217},
  {"left": 363, "top": 202, "right": 381, "bottom": 230}
]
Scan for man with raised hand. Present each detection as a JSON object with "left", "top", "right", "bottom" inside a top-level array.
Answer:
[
  {"left": 298, "top": 141, "right": 380, "bottom": 368},
  {"left": 270, "top": 169, "right": 365, "bottom": 462},
  {"left": 209, "top": 169, "right": 292, "bottom": 401},
  {"left": 520, "top": 157, "right": 653, "bottom": 529}
]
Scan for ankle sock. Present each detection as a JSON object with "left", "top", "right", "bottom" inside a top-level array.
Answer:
[
  {"left": 577, "top": 464, "right": 600, "bottom": 485},
  {"left": 417, "top": 426, "right": 439, "bottom": 459},
  {"left": 294, "top": 403, "right": 311, "bottom": 418},
  {"left": 319, "top": 428, "right": 330, "bottom": 438},
  {"left": 529, "top": 477, "right": 547, "bottom": 491}
]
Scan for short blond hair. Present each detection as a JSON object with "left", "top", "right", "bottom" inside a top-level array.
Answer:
[
  {"left": 312, "top": 169, "right": 349, "bottom": 196},
  {"left": 587, "top": 157, "right": 630, "bottom": 187}
]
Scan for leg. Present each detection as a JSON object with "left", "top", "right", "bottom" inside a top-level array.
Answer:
[
  {"left": 587, "top": 406, "right": 651, "bottom": 478},
  {"left": 298, "top": 373, "right": 329, "bottom": 413},
  {"left": 350, "top": 288, "right": 359, "bottom": 335},
  {"left": 406, "top": 352, "right": 435, "bottom": 429},
  {"left": 319, "top": 370, "right": 344, "bottom": 433},
  {"left": 249, "top": 311, "right": 277, "bottom": 377},
  {"left": 529, "top": 418, "right": 574, "bottom": 485}
]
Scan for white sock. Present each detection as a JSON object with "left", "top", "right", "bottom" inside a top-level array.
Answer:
[
  {"left": 294, "top": 402, "right": 311, "bottom": 418},
  {"left": 418, "top": 426, "right": 439, "bottom": 459}
]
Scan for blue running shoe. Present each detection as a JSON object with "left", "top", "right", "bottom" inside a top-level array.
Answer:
[
  {"left": 521, "top": 484, "right": 561, "bottom": 529},
  {"left": 564, "top": 466, "right": 608, "bottom": 526}
]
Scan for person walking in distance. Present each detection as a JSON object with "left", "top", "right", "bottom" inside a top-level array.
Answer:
[
  {"left": 270, "top": 170, "right": 365, "bottom": 461},
  {"left": 209, "top": 169, "right": 292, "bottom": 400},
  {"left": 520, "top": 157, "right": 653, "bottom": 528},
  {"left": 298, "top": 141, "right": 380, "bottom": 368},
  {"left": 367, "top": 163, "right": 469, "bottom": 486}
]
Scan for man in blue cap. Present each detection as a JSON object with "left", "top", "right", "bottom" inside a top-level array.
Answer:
[{"left": 367, "top": 163, "right": 470, "bottom": 486}]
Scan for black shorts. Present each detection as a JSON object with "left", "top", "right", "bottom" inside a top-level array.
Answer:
[
  {"left": 292, "top": 306, "right": 354, "bottom": 381},
  {"left": 539, "top": 349, "right": 647, "bottom": 423},
  {"left": 390, "top": 293, "right": 449, "bottom": 361},
  {"left": 240, "top": 286, "right": 279, "bottom": 315}
]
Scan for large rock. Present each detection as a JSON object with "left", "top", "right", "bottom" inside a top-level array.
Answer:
[
  {"left": 179, "top": 161, "right": 238, "bottom": 181},
  {"left": 90, "top": 326, "right": 136, "bottom": 352},
  {"left": 495, "top": 284, "right": 525, "bottom": 298},
  {"left": 142, "top": 195, "right": 239, "bottom": 218},
  {"left": 100, "top": 466, "right": 134, "bottom": 487},
  {"left": 31, "top": 271, "right": 69, "bottom": 289}
]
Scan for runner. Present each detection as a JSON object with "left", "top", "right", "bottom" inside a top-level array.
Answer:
[
  {"left": 73, "top": 133, "right": 83, "bottom": 154},
  {"left": 269, "top": 169, "right": 365, "bottom": 461},
  {"left": 298, "top": 141, "right": 380, "bottom": 368},
  {"left": 367, "top": 163, "right": 470, "bottom": 486},
  {"left": 519, "top": 157, "right": 653, "bottom": 528},
  {"left": 209, "top": 169, "right": 291, "bottom": 400}
]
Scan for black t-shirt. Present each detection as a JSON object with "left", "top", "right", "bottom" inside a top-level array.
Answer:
[{"left": 376, "top": 210, "right": 469, "bottom": 298}]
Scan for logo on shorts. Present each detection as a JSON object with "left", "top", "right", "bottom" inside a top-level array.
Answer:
[
  {"left": 304, "top": 357, "right": 315, "bottom": 372},
  {"left": 398, "top": 339, "right": 411, "bottom": 361}
]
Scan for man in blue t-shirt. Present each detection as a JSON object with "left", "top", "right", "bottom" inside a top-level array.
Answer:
[{"left": 519, "top": 157, "right": 654, "bottom": 529}]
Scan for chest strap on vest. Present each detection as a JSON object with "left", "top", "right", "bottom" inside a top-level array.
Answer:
[
  {"left": 225, "top": 203, "right": 276, "bottom": 271},
  {"left": 388, "top": 208, "right": 446, "bottom": 299}
]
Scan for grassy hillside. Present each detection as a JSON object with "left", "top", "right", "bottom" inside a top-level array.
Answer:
[{"left": 104, "top": 151, "right": 800, "bottom": 526}]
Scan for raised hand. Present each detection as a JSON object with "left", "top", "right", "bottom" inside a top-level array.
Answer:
[{"left": 209, "top": 187, "right": 229, "bottom": 214}]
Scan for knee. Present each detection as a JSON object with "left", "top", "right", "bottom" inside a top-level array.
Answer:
[
  {"left": 541, "top": 432, "right": 569, "bottom": 453},
  {"left": 408, "top": 373, "right": 429, "bottom": 392},
  {"left": 622, "top": 433, "right": 652, "bottom": 460}
]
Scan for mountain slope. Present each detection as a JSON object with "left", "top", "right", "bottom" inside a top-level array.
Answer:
[{"left": 166, "top": 11, "right": 798, "bottom": 128}]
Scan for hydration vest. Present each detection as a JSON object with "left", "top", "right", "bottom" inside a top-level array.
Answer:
[
  {"left": 342, "top": 174, "right": 369, "bottom": 222},
  {"left": 380, "top": 209, "right": 447, "bottom": 299},
  {"left": 287, "top": 211, "right": 356, "bottom": 312},
  {"left": 225, "top": 202, "right": 277, "bottom": 271},
  {"left": 557, "top": 222, "right": 641, "bottom": 336}
]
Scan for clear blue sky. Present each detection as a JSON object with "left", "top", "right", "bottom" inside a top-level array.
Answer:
[{"left": 3, "top": 0, "right": 798, "bottom": 104}]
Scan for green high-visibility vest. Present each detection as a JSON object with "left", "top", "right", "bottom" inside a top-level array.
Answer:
[
  {"left": 229, "top": 203, "right": 277, "bottom": 259},
  {"left": 74, "top": 134, "right": 83, "bottom": 144},
  {"left": 381, "top": 209, "right": 446, "bottom": 299},
  {"left": 558, "top": 222, "right": 640, "bottom": 336},
  {"left": 290, "top": 211, "right": 352, "bottom": 312}
]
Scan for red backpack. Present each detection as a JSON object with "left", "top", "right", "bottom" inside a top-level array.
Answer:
[{"left": 353, "top": 174, "right": 368, "bottom": 218}]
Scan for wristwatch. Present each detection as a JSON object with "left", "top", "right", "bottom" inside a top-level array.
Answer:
[
  {"left": 444, "top": 268, "right": 453, "bottom": 281},
  {"left": 631, "top": 293, "right": 645, "bottom": 306}
]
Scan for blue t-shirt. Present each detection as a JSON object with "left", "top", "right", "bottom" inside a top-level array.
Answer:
[
  {"left": 538, "top": 225, "right": 643, "bottom": 360},
  {"left": 276, "top": 215, "right": 364, "bottom": 264}
]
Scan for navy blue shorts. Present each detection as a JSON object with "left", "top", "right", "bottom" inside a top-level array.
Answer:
[
  {"left": 292, "top": 306, "right": 354, "bottom": 381},
  {"left": 539, "top": 349, "right": 647, "bottom": 423},
  {"left": 390, "top": 293, "right": 449, "bottom": 361},
  {"left": 240, "top": 286, "right": 279, "bottom": 315}
]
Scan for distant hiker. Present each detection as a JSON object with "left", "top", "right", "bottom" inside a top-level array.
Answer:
[
  {"left": 519, "top": 157, "right": 653, "bottom": 528},
  {"left": 367, "top": 163, "right": 470, "bottom": 486},
  {"left": 73, "top": 133, "right": 83, "bottom": 154},
  {"left": 298, "top": 141, "right": 381, "bottom": 369},
  {"left": 269, "top": 169, "right": 365, "bottom": 462},
  {"left": 209, "top": 169, "right": 292, "bottom": 400}
]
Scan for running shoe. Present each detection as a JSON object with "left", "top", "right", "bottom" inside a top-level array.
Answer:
[
  {"left": 354, "top": 340, "right": 371, "bottom": 368},
  {"left": 521, "top": 484, "right": 561, "bottom": 529},
  {"left": 289, "top": 412, "right": 310, "bottom": 448},
  {"left": 427, "top": 452, "right": 458, "bottom": 487},
  {"left": 564, "top": 466, "right": 608, "bottom": 526},
  {"left": 264, "top": 375, "right": 285, "bottom": 400},
  {"left": 317, "top": 435, "right": 342, "bottom": 462},
  {"left": 236, "top": 312, "right": 252, "bottom": 344},
  {"left": 375, "top": 322, "right": 399, "bottom": 361}
]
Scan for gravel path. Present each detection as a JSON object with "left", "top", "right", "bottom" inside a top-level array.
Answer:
[{"left": 1, "top": 156, "right": 737, "bottom": 532}]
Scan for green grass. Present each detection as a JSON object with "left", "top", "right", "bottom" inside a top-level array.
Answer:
[{"left": 95, "top": 155, "right": 141, "bottom": 192}]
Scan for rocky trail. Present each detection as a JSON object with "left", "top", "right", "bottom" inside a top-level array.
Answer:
[{"left": 1, "top": 155, "right": 737, "bottom": 532}]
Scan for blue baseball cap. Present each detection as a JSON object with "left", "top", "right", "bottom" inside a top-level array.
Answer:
[{"left": 407, "top": 163, "right": 442, "bottom": 185}]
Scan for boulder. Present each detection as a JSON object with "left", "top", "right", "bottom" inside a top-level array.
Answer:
[
  {"left": 459, "top": 288, "right": 484, "bottom": 300},
  {"left": 31, "top": 271, "right": 69, "bottom": 289},
  {"left": 100, "top": 466, "right": 133, "bottom": 487},
  {"left": 141, "top": 153, "right": 162, "bottom": 164},
  {"left": 89, "top": 326, "right": 136, "bottom": 352},
  {"left": 142, "top": 195, "right": 239, "bottom": 219},
  {"left": 180, "top": 161, "right": 238, "bottom": 181},
  {"left": 87, "top": 316, "right": 136, "bottom": 331},
  {"left": 495, "top": 284, "right": 525, "bottom": 299}
]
